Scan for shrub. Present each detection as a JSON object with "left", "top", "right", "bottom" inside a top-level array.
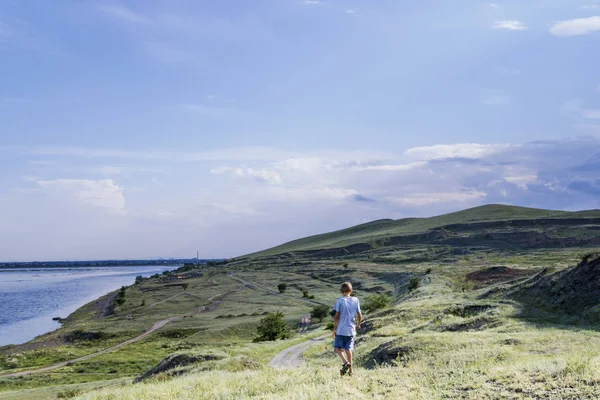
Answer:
[
  {"left": 254, "top": 311, "right": 290, "bottom": 342},
  {"left": 408, "top": 277, "right": 420, "bottom": 292},
  {"left": 343, "top": 263, "right": 349, "bottom": 269},
  {"left": 425, "top": 267, "right": 433, "bottom": 274},
  {"left": 277, "top": 283, "right": 287, "bottom": 293},
  {"left": 182, "top": 283, "right": 189, "bottom": 291},
  {"left": 325, "top": 321, "right": 334, "bottom": 330},
  {"left": 57, "top": 389, "right": 82, "bottom": 399},
  {"left": 310, "top": 305, "right": 330, "bottom": 322},
  {"left": 135, "top": 275, "right": 144, "bottom": 284},
  {"left": 301, "top": 288, "right": 309, "bottom": 298},
  {"left": 363, "top": 294, "right": 392, "bottom": 314}
]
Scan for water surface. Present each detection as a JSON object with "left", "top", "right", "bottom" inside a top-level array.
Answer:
[{"left": 0, "top": 266, "right": 175, "bottom": 346}]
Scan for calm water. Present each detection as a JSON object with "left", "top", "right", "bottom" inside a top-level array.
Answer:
[{"left": 0, "top": 266, "right": 176, "bottom": 346}]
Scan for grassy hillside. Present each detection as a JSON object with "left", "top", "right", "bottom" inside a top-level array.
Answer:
[
  {"left": 244, "top": 204, "right": 600, "bottom": 258},
  {"left": 3, "top": 205, "right": 600, "bottom": 399}
]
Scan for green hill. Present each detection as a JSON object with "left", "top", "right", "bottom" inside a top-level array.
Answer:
[{"left": 244, "top": 204, "right": 600, "bottom": 259}]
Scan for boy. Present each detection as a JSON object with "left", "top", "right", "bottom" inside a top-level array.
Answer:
[{"left": 332, "top": 281, "right": 362, "bottom": 376}]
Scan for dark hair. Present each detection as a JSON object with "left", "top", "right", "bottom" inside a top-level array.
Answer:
[{"left": 340, "top": 281, "right": 352, "bottom": 294}]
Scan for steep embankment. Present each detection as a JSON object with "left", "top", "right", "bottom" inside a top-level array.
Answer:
[
  {"left": 512, "top": 253, "right": 600, "bottom": 321},
  {"left": 243, "top": 204, "right": 600, "bottom": 259}
]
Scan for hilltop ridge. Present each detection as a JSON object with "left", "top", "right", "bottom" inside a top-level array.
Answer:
[{"left": 244, "top": 204, "right": 600, "bottom": 259}]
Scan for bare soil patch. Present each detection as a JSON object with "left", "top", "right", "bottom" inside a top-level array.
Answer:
[{"left": 466, "top": 266, "right": 535, "bottom": 288}]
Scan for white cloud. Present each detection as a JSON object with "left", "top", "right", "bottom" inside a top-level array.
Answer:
[
  {"left": 549, "top": 16, "right": 600, "bottom": 37},
  {"left": 489, "top": 3, "right": 500, "bottom": 8},
  {"left": 37, "top": 179, "right": 126, "bottom": 213},
  {"left": 8, "top": 138, "right": 600, "bottom": 260},
  {"left": 304, "top": 0, "right": 321, "bottom": 4},
  {"left": 492, "top": 20, "right": 528, "bottom": 31},
  {"left": 345, "top": 9, "right": 356, "bottom": 15},
  {"left": 404, "top": 143, "right": 513, "bottom": 161},
  {"left": 211, "top": 167, "right": 282, "bottom": 184}
]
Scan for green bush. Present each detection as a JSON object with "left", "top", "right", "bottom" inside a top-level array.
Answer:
[
  {"left": 408, "top": 277, "right": 420, "bottom": 292},
  {"left": 362, "top": 294, "right": 391, "bottom": 314},
  {"left": 254, "top": 311, "right": 290, "bottom": 342},
  {"left": 310, "top": 305, "right": 330, "bottom": 322},
  {"left": 57, "top": 389, "right": 82, "bottom": 399},
  {"left": 277, "top": 283, "right": 287, "bottom": 293}
]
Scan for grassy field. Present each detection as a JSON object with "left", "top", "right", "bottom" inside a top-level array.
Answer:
[
  {"left": 62, "top": 250, "right": 600, "bottom": 399},
  {"left": 2, "top": 205, "right": 600, "bottom": 399}
]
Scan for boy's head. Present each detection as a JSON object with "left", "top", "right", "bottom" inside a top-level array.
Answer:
[{"left": 340, "top": 281, "right": 353, "bottom": 295}]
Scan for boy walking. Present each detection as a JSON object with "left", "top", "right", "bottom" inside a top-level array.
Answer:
[{"left": 332, "top": 281, "right": 362, "bottom": 376}]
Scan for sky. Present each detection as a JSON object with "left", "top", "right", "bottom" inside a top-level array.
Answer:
[{"left": 1, "top": 0, "right": 600, "bottom": 261}]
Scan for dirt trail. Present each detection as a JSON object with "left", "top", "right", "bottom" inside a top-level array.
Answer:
[
  {"left": 0, "top": 317, "right": 179, "bottom": 378},
  {"left": 268, "top": 336, "right": 327, "bottom": 369},
  {"left": 228, "top": 276, "right": 328, "bottom": 307}
]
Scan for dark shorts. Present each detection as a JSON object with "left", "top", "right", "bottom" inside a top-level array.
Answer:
[{"left": 333, "top": 335, "right": 355, "bottom": 351}]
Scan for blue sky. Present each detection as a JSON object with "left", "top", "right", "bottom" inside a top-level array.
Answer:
[{"left": 1, "top": 0, "right": 600, "bottom": 261}]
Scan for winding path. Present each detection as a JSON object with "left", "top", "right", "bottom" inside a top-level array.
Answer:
[
  {"left": 228, "top": 276, "right": 328, "bottom": 307},
  {"left": 268, "top": 336, "right": 328, "bottom": 369},
  {"left": 0, "top": 317, "right": 179, "bottom": 378}
]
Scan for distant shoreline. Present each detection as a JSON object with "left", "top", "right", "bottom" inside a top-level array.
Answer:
[{"left": 0, "top": 259, "right": 220, "bottom": 269}]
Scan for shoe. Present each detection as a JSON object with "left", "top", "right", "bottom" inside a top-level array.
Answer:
[{"left": 340, "top": 362, "right": 350, "bottom": 376}]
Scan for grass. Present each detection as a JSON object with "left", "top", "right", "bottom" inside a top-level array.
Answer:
[{"left": 3, "top": 206, "right": 600, "bottom": 399}]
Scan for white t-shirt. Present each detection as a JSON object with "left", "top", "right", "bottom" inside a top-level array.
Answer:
[{"left": 334, "top": 296, "right": 361, "bottom": 336}]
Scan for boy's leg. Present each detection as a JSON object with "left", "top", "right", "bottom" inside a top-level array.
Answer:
[
  {"left": 335, "top": 347, "right": 348, "bottom": 364},
  {"left": 344, "top": 350, "right": 353, "bottom": 374}
]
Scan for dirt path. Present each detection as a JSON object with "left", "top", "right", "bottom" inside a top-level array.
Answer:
[
  {"left": 268, "top": 336, "right": 327, "bottom": 369},
  {"left": 0, "top": 317, "right": 179, "bottom": 378},
  {"left": 228, "top": 276, "right": 328, "bottom": 307},
  {"left": 148, "top": 291, "right": 186, "bottom": 308}
]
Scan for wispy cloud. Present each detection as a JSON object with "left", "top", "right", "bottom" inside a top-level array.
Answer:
[
  {"left": 404, "top": 143, "right": 513, "bottom": 160},
  {"left": 211, "top": 167, "right": 282, "bottom": 184},
  {"left": 37, "top": 179, "right": 126, "bottom": 214},
  {"left": 562, "top": 99, "right": 600, "bottom": 119},
  {"left": 492, "top": 20, "right": 528, "bottom": 31},
  {"left": 345, "top": 9, "right": 356, "bottom": 15},
  {"left": 549, "top": 16, "right": 600, "bottom": 37},
  {"left": 304, "top": 0, "right": 321, "bottom": 4},
  {"left": 97, "top": 4, "right": 151, "bottom": 25}
]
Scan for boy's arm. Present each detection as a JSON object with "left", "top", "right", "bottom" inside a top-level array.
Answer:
[
  {"left": 332, "top": 312, "right": 340, "bottom": 338},
  {"left": 356, "top": 311, "right": 363, "bottom": 330}
]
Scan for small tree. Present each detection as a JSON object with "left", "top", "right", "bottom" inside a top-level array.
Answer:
[
  {"left": 310, "top": 305, "right": 330, "bottom": 322},
  {"left": 362, "top": 294, "right": 391, "bottom": 314},
  {"left": 135, "top": 275, "right": 144, "bottom": 284},
  {"left": 301, "top": 288, "right": 309, "bottom": 298},
  {"left": 278, "top": 283, "right": 287, "bottom": 293},
  {"left": 182, "top": 283, "right": 189, "bottom": 291},
  {"left": 343, "top": 263, "right": 349, "bottom": 269},
  {"left": 254, "top": 311, "right": 290, "bottom": 342}
]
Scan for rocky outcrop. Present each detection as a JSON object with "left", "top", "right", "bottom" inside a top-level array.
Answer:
[{"left": 133, "top": 353, "right": 222, "bottom": 383}]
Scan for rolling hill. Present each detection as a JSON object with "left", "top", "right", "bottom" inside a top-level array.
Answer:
[{"left": 243, "top": 204, "right": 600, "bottom": 259}]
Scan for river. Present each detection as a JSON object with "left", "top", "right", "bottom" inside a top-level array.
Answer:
[{"left": 0, "top": 266, "right": 176, "bottom": 347}]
